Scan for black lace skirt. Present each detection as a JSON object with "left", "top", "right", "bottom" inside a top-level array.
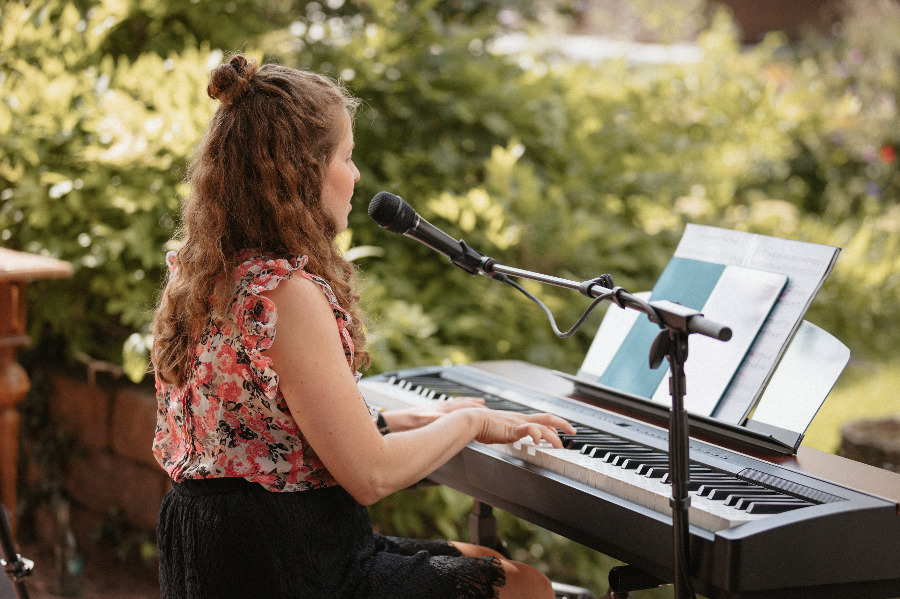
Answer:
[{"left": 157, "top": 477, "right": 505, "bottom": 599}]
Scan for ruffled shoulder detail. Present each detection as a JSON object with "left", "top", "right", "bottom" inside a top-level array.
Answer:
[
  {"left": 225, "top": 254, "right": 306, "bottom": 404},
  {"left": 234, "top": 254, "right": 307, "bottom": 353},
  {"left": 230, "top": 253, "right": 360, "bottom": 400},
  {"left": 165, "top": 250, "right": 178, "bottom": 273}
]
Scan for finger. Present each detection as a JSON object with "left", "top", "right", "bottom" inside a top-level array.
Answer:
[
  {"left": 454, "top": 397, "right": 486, "bottom": 408},
  {"left": 548, "top": 415, "right": 576, "bottom": 435},
  {"left": 542, "top": 425, "right": 564, "bottom": 449},
  {"left": 522, "top": 423, "right": 560, "bottom": 448},
  {"left": 519, "top": 423, "right": 543, "bottom": 446},
  {"left": 527, "top": 413, "right": 576, "bottom": 435},
  {"left": 455, "top": 396, "right": 485, "bottom": 404},
  {"left": 525, "top": 423, "right": 562, "bottom": 449},
  {"left": 558, "top": 419, "right": 577, "bottom": 435}
]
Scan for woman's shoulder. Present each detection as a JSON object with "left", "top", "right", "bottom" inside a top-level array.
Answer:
[
  {"left": 224, "top": 255, "right": 331, "bottom": 355},
  {"left": 261, "top": 269, "right": 328, "bottom": 305},
  {"left": 235, "top": 253, "right": 307, "bottom": 289}
]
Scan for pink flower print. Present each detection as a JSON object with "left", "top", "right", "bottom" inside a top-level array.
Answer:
[
  {"left": 284, "top": 446, "right": 306, "bottom": 468},
  {"left": 223, "top": 454, "right": 249, "bottom": 475},
  {"left": 245, "top": 439, "right": 269, "bottom": 460},
  {"left": 223, "top": 410, "right": 241, "bottom": 432},
  {"left": 247, "top": 416, "right": 268, "bottom": 435},
  {"left": 274, "top": 413, "right": 300, "bottom": 435},
  {"left": 216, "top": 344, "right": 243, "bottom": 376},
  {"left": 217, "top": 379, "right": 241, "bottom": 402},
  {"left": 201, "top": 404, "right": 221, "bottom": 434},
  {"left": 195, "top": 361, "right": 214, "bottom": 386}
]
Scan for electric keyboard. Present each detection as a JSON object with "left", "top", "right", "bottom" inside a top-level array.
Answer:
[{"left": 359, "top": 360, "right": 900, "bottom": 599}]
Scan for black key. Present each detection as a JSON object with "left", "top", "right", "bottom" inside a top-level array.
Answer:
[
  {"left": 744, "top": 500, "right": 812, "bottom": 514},
  {"left": 718, "top": 490, "right": 782, "bottom": 504},
  {"left": 697, "top": 484, "right": 755, "bottom": 499},
  {"left": 639, "top": 465, "right": 670, "bottom": 478},
  {"left": 619, "top": 457, "right": 670, "bottom": 470}
]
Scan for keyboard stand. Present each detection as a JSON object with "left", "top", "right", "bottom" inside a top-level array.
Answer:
[{"left": 468, "top": 500, "right": 508, "bottom": 557}]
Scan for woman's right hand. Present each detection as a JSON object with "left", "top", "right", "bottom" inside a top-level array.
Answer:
[{"left": 469, "top": 408, "right": 575, "bottom": 449}]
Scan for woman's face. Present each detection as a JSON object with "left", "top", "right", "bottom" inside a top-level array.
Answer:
[{"left": 320, "top": 111, "right": 360, "bottom": 234}]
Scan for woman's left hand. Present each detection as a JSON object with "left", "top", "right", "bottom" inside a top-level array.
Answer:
[
  {"left": 382, "top": 396, "right": 485, "bottom": 432},
  {"left": 431, "top": 396, "right": 485, "bottom": 413}
]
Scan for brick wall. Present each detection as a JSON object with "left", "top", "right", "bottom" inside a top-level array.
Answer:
[
  {"left": 712, "top": 0, "right": 843, "bottom": 43},
  {"left": 38, "top": 370, "right": 169, "bottom": 542}
]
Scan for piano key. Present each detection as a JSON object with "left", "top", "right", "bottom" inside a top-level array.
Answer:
[
  {"left": 733, "top": 495, "right": 812, "bottom": 509},
  {"left": 563, "top": 437, "right": 632, "bottom": 451},
  {"left": 636, "top": 464, "right": 669, "bottom": 478},
  {"left": 581, "top": 453, "right": 798, "bottom": 519},
  {"left": 743, "top": 500, "right": 812, "bottom": 514},
  {"left": 584, "top": 447, "right": 654, "bottom": 460},
  {"left": 717, "top": 490, "right": 785, "bottom": 504},
  {"left": 370, "top": 375, "right": 807, "bottom": 532},
  {"left": 510, "top": 438, "right": 768, "bottom": 531},
  {"left": 697, "top": 485, "right": 755, "bottom": 498}
]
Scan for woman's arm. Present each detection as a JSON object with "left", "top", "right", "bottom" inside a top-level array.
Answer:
[
  {"left": 262, "top": 276, "right": 574, "bottom": 505},
  {"left": 380, "top": 397, "right": 486, "bottom": 432}
]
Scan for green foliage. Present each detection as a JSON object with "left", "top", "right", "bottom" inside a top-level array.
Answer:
[
  {"left": 271, "top": 2, "right": 900, "bottom": 371},
  {"left": 8, "top": 0, "right": 899, "bottom": 371},
  {"left": 1, "top": 1, "right": 218, "bottom": 366},
  {"left": 5, "top": 0, "right": 900, "bottom": 593}
]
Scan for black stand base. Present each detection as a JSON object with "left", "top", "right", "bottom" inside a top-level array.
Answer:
[
  {"left": 602, "top": 564, "right": 670, "bottom": 598},
  {"left": 0, "top": 507, "right": 32, "bottom": 599}
]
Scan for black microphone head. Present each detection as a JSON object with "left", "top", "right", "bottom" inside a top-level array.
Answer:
[{"left": 368, "top": 191, "right": 418, "bottom": 234}]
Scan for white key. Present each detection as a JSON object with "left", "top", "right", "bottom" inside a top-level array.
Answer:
[
  {"left": 499, "top": 441, "right": 766, "bottom": 532},
  {"left": 361, "top": 379, "right": 770, "bottom": 533}
]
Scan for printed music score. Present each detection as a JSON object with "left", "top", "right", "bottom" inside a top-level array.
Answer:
[
  {"left": 581, "top": 224, "right": 840, "bottom": 427},
  {"left": 669, "top": 225, "right": 840, "bottom": 423}
]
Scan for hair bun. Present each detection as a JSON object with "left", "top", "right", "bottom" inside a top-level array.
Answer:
[{"left": 207, "top": 54, "right": 259, "bottom": 106}]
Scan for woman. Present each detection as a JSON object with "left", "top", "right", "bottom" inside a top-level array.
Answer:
[{"left": 151, "top": 53, "right": 575, "bottom": 599}]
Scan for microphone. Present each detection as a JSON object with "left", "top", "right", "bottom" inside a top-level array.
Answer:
[{"left": 368, "top": 191, "right": 494, "bottom": 276}]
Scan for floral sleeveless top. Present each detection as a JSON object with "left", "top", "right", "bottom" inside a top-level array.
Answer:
[{"left": 152, "top": 251, "right": 364, "bottom": 492}]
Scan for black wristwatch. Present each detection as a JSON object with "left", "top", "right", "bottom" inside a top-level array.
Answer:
[{"left": 375, "top": 411, "right": 390, "bottom": 435}]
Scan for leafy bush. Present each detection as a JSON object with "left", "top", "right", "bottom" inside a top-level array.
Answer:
[
  {"left": 5, "top": 0, "right": 900, "bottom": 373},
  {"left": 4, "top": 1, "right": 900, "bottom": 593},
  {"left": 1, "top": 2, "right": 217, "bottom": 368},
  {"left": 280, "top": 2, "right": 900, "bottom": 371}
]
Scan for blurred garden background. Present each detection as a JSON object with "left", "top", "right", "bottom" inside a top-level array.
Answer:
[{"left": 2, "top": 0, "right": 900, "bottom": 596}]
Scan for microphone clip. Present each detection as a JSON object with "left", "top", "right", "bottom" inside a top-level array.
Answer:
[
  {"left": 450, "top": 240, "right": 495, "bottom": 277},
  {"left": 577, "top": 274, "right": 614, "bottom": 298}
]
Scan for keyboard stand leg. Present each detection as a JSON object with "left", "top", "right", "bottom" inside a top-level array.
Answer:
[{"left": 467, "top": 500, "right": 509, "bottom": 557}]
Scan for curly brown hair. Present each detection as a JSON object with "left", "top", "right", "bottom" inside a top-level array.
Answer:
[{"left": 152, "top": 54, "right": 369, "bottom": 386}]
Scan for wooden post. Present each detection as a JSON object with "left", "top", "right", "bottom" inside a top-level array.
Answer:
[{"left": 0, "top": 248, "right": 72, "bottom": 533}]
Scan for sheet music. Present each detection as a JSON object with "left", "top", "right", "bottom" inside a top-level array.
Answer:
[
  {"left": 649, "top": 266, "right": 787, "bottom": 416},
  {"left": 673, "top": 225, "right": 840, "bottom": 423},
  {"left": 750, "top": 320, "right": 850, "bottom": 435},
  {"left": 581, "top": 293, "right": 648, "bottom": 378}
]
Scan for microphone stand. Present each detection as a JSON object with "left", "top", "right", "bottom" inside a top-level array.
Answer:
[
  {"left": 367, "top": 192, "right": 729, "bottom": 598},
  {"left": 0, "top": 507, "right": 33, "bottom": 599},
  {"left": 473, "top": 254, "right": 730, "bottom": 599}
]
